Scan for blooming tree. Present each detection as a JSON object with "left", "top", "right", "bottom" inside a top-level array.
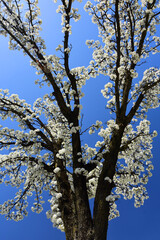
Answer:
[{"left": 0, "top": 0, "right": 160, "bottom": 239}]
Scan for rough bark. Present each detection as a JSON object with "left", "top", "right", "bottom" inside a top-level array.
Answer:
[
  {"left": 93, "top": 127, "right": 125, "bottom": 240},
  {"left": 71, "top": 122, "right": 94, "bottom": 240}
]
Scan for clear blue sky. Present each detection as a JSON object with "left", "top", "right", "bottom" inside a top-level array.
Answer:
[{"left": 0, "top": 1, "right": 160, "bottom": 240}]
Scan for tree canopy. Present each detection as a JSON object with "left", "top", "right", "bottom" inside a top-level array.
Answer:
[{"left": 0, "top": 0, "right": 160, "bottom": 240}]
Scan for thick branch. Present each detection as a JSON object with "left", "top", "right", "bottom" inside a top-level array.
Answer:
[{"left": 115, "top": 0, "right": 121, "bottom": 118}]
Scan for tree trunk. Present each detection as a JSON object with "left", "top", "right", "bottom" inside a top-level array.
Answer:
[
  {"left": 71, "top": 127, "right": 94, "bottom": 240},
  {"left": 93, "top": 157, "right": 115, "bottom": 240},
  {"left": 63, "top": 121, "right": 125, "bottom": 240},
  {"left": 61, "top": 119, "right": 95, "bottom": 240},
  {"left": 93, "top": 128, "right": 125, "bottom": 240},
  {"left": 62, "top": 174, "right": 95, "bottom": 240}
]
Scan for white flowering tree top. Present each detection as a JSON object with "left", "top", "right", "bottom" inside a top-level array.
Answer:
[{"left": 0, "top": 0, "right": 160, "bottom": 240}]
